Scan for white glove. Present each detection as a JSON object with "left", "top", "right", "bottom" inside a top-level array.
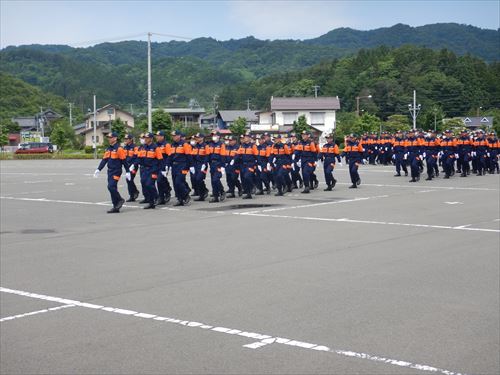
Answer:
[
  {"left": 161, "top": 171, "right": 167, "bottom": 177},
  {"left": 129, "top": 165, "right": 135, "bottom": 172},
  {"left": 125, "top": 172, "right": 131, "bottom": 181},
  {"left": 438, "top": 151, "right": 443, "bottom": 158},
  {"left": 272, "top": 157, "right": 277, "bottom": 164},
  {"left": 385, "top": 147, "right": 388, "bottom": 151},
  {"left": 166, "top": 166, "right": 171, "bottom": 174},
  {"left": 266, "top": 163, "right": 272, "bottom": 171},
  {"left": 375, "top": 146, "right": 378, "bottom": 150},
  {"left": 454, "top": 153, "right": 459, "bottom": 159},
  {"left": 471, "top": 151, "right": 476, "bottom": 157},
  {"left": 291, "top": 154, "right": 296, "bottom": 161},
  {"left": 93, "top": 169, "right": 100, "bottom": 178},
  {"left": 230, "top": 159, "right": 235, "bottom": 166},
  {"left": 291, "top": 163, "right": 295, "bottom": 171},
  {"left": 403, "top": 154, "right": 408, "bottom": 160},
  {"left": 338, "top": 162, "right": 343, "bottom": 167},
  {"left": 362, "top": 159, "right": 368, "bottom": 165},
  {"left": 220, "top": 167, "right": 225, "bottom": 175},
  {"left": 487, "top": 152, "right": 490, "bottom": 157},
  {"left": 257, "top": 165, "right": 262, "bottom": 172},
  {"left": 297, "top": 160, "right": 302, "bottom": 168},
  {"left": 190, "top": 167, "right": 195, "bottom": 174},
  {"left": 392, "top": 154, "right": 396, "bottom": 160},
  {"left": 422, "top": 152, "right": 426, "bottom": 158},
  {"left": 201, "top": 164, "right": 207, "bottom": 172}
]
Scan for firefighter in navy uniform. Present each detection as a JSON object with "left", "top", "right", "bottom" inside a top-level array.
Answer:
[
  {"left": 422, "top": 130, "right": 441, "bottom": 180},
  {"left": 256, "top": 134, "right": 272, "bottom": 195},
  {"left": 293, "top": 131, "right": 318, "bottom": 194},
  {"left": 191, "top": 133, "right": 210, "bottom": 201},
  {"left": 235, "top": 132, "right": 258, "bottom": 199},
  {"left": 225, "top": 136, "right": 243, "bottom": 198},
  {"left": 166, "top": 130, "right": 193, "bottom": 206},
  {"left": 440, "top": 129, "right": 458, "bottom": 179},
  {"left": 207, "top": 131, "right": 227, "bottom": 203},
  {"left": 136, "top": 132, "right": 165, "bottom": 209},
  {"left": 404, "top": 129, "right": 423, "bottom": 182},
  {"left": 320, "top": 133, "right": 341, "bottom": 191},
  {"left": 93, "top": 132, "right": 130, "bottom": 213},
  {"left": 342, "top": 134, "right": 365, "bottom": 188},
  {"left": 456, "top": 129, "right": 472, "bottom": 177},
  {"left": 123, "top": 134, "right": 140, "bottom": 202},
  {"left": 288, "top": 132, "right": 304, "bottom": 189},
  {"left": 270, "top": 134, "right": 292, "bottom": 196},
  {"left": 154, "top": 131, "right": 172, "bottom": 205},
  {"left": 391, "top": 130, "right": 408, "bottom": 177}
]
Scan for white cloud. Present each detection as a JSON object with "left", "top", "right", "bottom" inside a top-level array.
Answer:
[{"left": 227, "top": 0, "right": 353, "bottom": 40}]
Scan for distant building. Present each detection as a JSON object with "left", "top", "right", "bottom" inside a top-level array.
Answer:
[
  {"left": 161, "top": 107, "right": 206, "bottom": 127},
  {"left": 76, "top": 104, "right": 134, "bottom": 146},
  {"left": 460, "top": 116, "right": 493, "bottom": 129},
  {"left": 12, "top": 108, "right": 63, "bottom": 132},
  {"left": 200, "top": 114, "right": 217, "bottom": 130},
  {"left": 254, "top": 96, "right": 340, "bottom": 141},
  {"left": 216, "top": 110, "right": 259, "bottom": 129}
]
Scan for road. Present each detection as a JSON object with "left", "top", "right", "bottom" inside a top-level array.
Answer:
[{"left": 1, "top": 159, "right": 499, "bottom": 374}]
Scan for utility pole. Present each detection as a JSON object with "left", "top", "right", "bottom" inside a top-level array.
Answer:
[
  {"left": 313, "top": 85, "right": 320, "bottom": 98},
  {"left": 246, "top": 99, "right": 251, "bottom": 110},
  {"left": 356, "top": 95, "right": 372, "bottom": 117},
  {"left": 408, "top": 90, "right": 421, "bottom": 131},
  {"left": 130, "top": 104, "right": 134, "bottom": 116},
  {"left": 68, "top": 102, "right": 73, "bottom": 128},
  {"left": 93, "top": 94, "right": 97, "bottom": 159},
  {"left": 147, "top": 32, "right": 152, "bottom": 132},
  {"left": 433, "top": 108, "right": 437, "bottom": 131},
  {"left": 477, "top": 106, "right": 482, "bottom": 117}
]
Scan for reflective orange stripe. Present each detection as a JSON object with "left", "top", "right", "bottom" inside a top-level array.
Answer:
[{"left": 113, "top": 175, "right": 120, "bottom": 181}]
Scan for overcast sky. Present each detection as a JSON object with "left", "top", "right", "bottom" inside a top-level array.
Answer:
[{"left": 1, "top": 0, "right": 498, "bottom": 47}]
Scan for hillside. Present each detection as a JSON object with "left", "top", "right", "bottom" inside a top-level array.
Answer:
[
  {"left": 0, "top": 23, "right": 498, "bottom": 113},
  {"left": 0, "top": 72, "right": 74, "bottom": 121}
]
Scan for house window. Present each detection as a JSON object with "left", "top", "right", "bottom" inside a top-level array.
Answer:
[
  {"left": 310, "top": 112, "right": 325, "bottom": 125},
  {"left": 92, "top": 136, "right": 99, "bottom": 143},
  {"left": 283, "top": 112, "right": 298, "bottom": 125}
]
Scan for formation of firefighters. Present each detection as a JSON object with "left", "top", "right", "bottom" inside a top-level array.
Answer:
[{"left": 94, "top": 128, "right": 499, "bottom": 213}]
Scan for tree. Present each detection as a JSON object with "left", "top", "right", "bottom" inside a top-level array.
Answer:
[
  {"left": 292, "top": 114, "right": 311, "bottom": 134},
  {"left": 229, "top": 117, "right": 247, "bottom": 138},
  {"left": 0, "top": 124, "right": 9, "bottom": 149},
  {"left": 111, "top": 118, "right": 126, "bottom": 141},
  {"left": 152, "top": 110, "right": 173, "bottom": 133},
  {"left": 383, "top": 114, "right": 411, "bottom": 133},
  {"left": 352, "top": 113, "right": 380, "bottom": 135},
  {"left": 50, "top": 120, "right": 76, "bottom": 151}
]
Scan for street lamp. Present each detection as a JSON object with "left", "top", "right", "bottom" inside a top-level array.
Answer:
[{"left": 356, "top": 95, "right": 372, "bottom": 116}]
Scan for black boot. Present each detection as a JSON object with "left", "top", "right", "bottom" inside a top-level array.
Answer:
[
  {"left": 115, "top": 199, "right": 125, "bottom": 210},
  {"left": 107, "top": 207, "right": 120, "bottom": 213},
  {"left": 301, "top": 187, "right": 310, "bottom": 194},
  {"left": 394, "top": 173, "right": 401, "bottom": 177},
  {"left": 173, "top": 200, "right": 184, "bottom": 207},
  {"left": 156, "top": 198, "right": 167, "bottom": 205},
  {"left": 349, "top": 184, "right": 357, "bottom": 189},
  {"left": 255, "top": 190, "right": 264, "bottom": 196},
  {"left": 425, "top": 176, "right": 432, "bottom": 181},
  {"left": 209, "top": 197, "right": 220, "bottom": 203},
  {"left": 275, "top": 188, "right": 284, "bottom": 196},
  {"left": 324, "top": 185, "right": 332, "bottom": 191},
  {"left": 409, "top": 178, "right": 416, "bottom": 182},
  {"left": 242, "top": 194, "right": 252, "bottom": 199},
  {"left": 331, "top": 178, "right": 337, "bottom": 188},
  {"left": 139, "top": 198, "right": 148, "bottom": 204},
  {"left": 143, "top": 203, "right": 155, "bottom": 209}
]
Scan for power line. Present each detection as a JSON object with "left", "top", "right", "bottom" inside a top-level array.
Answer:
[{"left": 69, "top": 32, "right": 148, "bottom": 47}]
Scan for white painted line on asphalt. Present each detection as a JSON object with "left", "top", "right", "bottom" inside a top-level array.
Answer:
[
  {"left": 236, "top": 213, "right": 500, "bottom": 234},
  {"left": 0, "top": 286, "right": 471, "bottom": 375},
  {"left": 240, "top": 195, "right": 389, "bottom": 215},
  {"left": 0, "top": 304, "right": 74, "bottom": 322},
  {"left": 64, "top": 182, "right": 75, "bottom": 186},
  {"left": 23, "top": 180, "right": 53, "bottom": 184},
  {"left": 336, "top": 182, "right": 498, "bottom": 191},
  {"left": 444, "top": 202, "right": 464, "bottom": 205},
  {"left": 0, "top": 196, "right": 180, "bottom": 212}
]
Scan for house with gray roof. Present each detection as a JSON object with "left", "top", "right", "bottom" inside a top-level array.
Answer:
[
  {"left": 255, "top": 97, "right": 341, "bottom": 140},
  {"left": 216, "top": 110, "right": 259, "bottom": 129},
  {"left": 460, "top": 116, "right": 494, "bottom": 129}
]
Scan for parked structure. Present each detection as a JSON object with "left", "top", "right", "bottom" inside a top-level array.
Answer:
[
  {"left": 216, "top": 110, "right": 259, "bottom": 129},
  {"left": 76, "top": 104, "right": 134, "bottom": 146},
  {"left": 460, "top": 116, "right": 494, "bottom": 129}
]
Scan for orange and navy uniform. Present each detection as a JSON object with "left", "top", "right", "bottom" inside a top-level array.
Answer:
[
  {"left": 97, "top": 143, "right": 129, "bottom": 177},
  {"left": 167, "top": 140, "right": 193, "bottom": 172},
  {"left": 342, "top": 140, "right": 364, "bottom": 162},
  {"left": 123, "top": 143, "right": 138, "bottom": 173},
  {"left": 440, "top": 137, "right": 457, "bottom": 156},
  {"left": 456, "top": 136, "right": 472, "bottom": 156},
  {"left": 136, "top": 143, "right": 164, "bottom": 177},
  {"left": 270, "top": 142, "right": 292, "bottom": 168},
  {"left": 320, "top": 142, "right": 341, "bottom": 164},
  {"left": 404, "top": 136, "right": 423, "bottom": 158},
  {"left": 422, "top": 135, "right": 441, "bottom": 158},
  {"left": 293, "top": 140, "right": 318, "bottom": 163},
  {"left": 207, "top": 141, "right": 226, "bottom": 171},
  {"left": 191, "top": 141, "right": 209, "bottom": 168},
  {"left": 236, "top": 142, "right": 258, "bottom": 169}
]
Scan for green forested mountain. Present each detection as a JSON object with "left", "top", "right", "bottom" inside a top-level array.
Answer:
[
  {"left": 0, "top": 72, "right": 76, "bottom": 121},
  {"left": 0, "top": 23, "right": 498, "bottom": 117},
  {"left": 219, "top": 46, "right": 500, "bottom": 120}
]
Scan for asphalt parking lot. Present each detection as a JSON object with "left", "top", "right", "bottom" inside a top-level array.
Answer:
[{"left": 1, "top": 159, "right": 499, "bottom": 375}]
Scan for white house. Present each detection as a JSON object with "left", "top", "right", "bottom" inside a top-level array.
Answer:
[
  {"left": 76, "top": 104, "right": 134, "bottom": 146},
  {"left": 254, "top": 96, "right": 341, "bottom": 141}
]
